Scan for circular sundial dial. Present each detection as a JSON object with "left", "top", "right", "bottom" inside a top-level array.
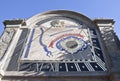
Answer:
[{"left": 56, "top": 36, "right": 88, "bottom": 54}]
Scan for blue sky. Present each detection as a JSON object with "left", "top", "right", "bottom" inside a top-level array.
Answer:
[{"left": 0, "top": 0, "right": 120, "bottom": 39}]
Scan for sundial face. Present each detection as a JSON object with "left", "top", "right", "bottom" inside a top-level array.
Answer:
[
  {"left": 22, "top": 19, "right": 96, "bottom": 61},
  {"left": 20, "top": 18, "right": 107, "bottom": 72}
]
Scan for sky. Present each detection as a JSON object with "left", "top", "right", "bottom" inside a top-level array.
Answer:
[{"left": 0, "top": 0, "right": 120, "bottom": 39}]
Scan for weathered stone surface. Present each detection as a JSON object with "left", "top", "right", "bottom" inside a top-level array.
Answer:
[{"left": 0, "top": 28, "right": 16, "bottom": 60}]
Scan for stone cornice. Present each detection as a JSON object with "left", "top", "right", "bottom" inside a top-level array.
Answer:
[{"left": 3, "top": 19, "right": 26, "bottom": 27}]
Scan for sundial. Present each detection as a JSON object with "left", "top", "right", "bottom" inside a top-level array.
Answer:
[{"left": 20, "top": 18, "right": 107, "bottom": 72}]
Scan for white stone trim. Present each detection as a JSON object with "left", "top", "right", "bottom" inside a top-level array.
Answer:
[
  {"left": 0, "top": 28, "right": 22, "bottom": 73},
  {"left": 6, "top": 24, "right": 22, "bottom": 28}
]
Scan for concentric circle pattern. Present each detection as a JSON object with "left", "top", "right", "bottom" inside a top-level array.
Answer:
[{"left": 56, "top": 36, "right": 88, "bottom": 54}]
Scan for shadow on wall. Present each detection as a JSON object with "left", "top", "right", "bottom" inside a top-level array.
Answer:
[
  {"left": 114, "top": 33, "right": 120, "bottom": 49},
  {"left": 101, "top": 26, "right": 120, "bottom": 70},
  {"left": 100, "top": 27, "right": 120, "bottom": 50}
]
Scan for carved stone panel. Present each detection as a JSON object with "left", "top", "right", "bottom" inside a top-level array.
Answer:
[{"left": 0, "top": 28, "right": 16, "bottom": 60}]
